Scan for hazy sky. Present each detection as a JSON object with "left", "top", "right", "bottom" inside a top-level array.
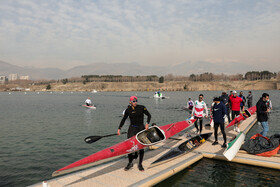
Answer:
[{"left": 0, "top": 0, "right": 279, "bottom": 71}]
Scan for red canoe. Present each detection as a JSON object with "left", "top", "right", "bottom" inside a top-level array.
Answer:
[
  {"left": 52, "top": 119, "right": 196, "bottom": 176},
  {"left": 226, "top": 106, "right": 256, "bottom": 128}
]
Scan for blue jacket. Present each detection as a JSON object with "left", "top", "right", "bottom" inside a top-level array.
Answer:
[
  {"left": 239, "top": 95, "right": 246, "bottom": 107},
  {"left": 213, "top": 102, "right": 227, "bottom": 124}
]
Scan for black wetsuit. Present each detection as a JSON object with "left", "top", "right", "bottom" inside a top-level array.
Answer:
[{"left": 119, "top": 104, "right": 151, "bottom": 165}]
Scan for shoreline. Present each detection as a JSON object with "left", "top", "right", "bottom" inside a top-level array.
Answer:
[{"left": 1, "top": 80, "right": 279, "bottom": 92}]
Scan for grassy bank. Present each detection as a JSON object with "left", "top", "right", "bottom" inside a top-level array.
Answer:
[{"left": 1, "top": 80, "right": 279, "bottom": 92}]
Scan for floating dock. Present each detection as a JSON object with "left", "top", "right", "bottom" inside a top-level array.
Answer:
[{"left": 31, "top": 115, "right": 280, "bottom": 187}]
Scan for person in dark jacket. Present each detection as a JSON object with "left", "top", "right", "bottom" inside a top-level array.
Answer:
[
  {"left": 247, "top": 91, "right": 253, "bottom": 108},
  {"left": 239, "top": 91, "right": 246, "bottom": 110},
  {"left": 212, "top": 97, "right": 227, "bottom": 148},
  {"left": 118, "top": 96, "right": 151, "bottom": 171},
  {"left": 220, "top": 91, "right": 230, "bottom": 121},
  {"left": 256, "top": 93, "right": 270, "bottom": 136}
]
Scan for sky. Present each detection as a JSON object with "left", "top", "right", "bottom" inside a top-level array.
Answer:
[{"left": 0, "top": 0, "right": 279, "bottom": 71}]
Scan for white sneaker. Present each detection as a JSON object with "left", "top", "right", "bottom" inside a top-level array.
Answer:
[{"left": 237, "top": 128, "right": 240, "bottom": 133}]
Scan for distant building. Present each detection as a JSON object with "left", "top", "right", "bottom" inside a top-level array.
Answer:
[
  {"left": 20, "top": 75, "right": 30, "bottom": 80},
  {"left": 9, "top": 74, "right": 19, "bottom": 81},
  {"left": 0, "top": 76, "right": 7, "bottom": 84}
]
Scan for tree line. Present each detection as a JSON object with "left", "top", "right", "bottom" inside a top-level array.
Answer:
[
  {"left": 74, "top": 71, "right": 278, "bottom": 83},
  {"left": 244, "top": 71, "right": 276, "bottom": 81},
  {"left": 32, "top": 70, "right": 278, "bottom": 85},
  {"left": 81, "top": 75, "right": 159, "bottom": 83}
]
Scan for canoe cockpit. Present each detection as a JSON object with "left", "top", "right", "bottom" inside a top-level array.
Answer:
[{"left": 136, "top": 126, "right": 166, "bottom": 145}]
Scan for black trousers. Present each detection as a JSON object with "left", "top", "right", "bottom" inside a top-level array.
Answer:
[
  {"left": 231, "top": 110, "right": 240, "bottom": 122},
  {"left": 214, "top": 122, "right": 227, "bottom": 143},
  {"left": 127, "top": 125, "right": 145, "bottom": 165},
  {"left": 248, "top": 102, "right": 252, "bottom": 108},
  {"left": 194, "top": 116, "right": 203, "bottom": 133}
]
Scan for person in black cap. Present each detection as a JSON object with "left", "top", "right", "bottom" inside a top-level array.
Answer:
[{"left": 212, "top": 97, "right": 227, "bottom": 148}]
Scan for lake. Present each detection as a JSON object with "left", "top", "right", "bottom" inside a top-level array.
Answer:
[{"left": 0, "top": 90, "right": 279, "bottom": 186}]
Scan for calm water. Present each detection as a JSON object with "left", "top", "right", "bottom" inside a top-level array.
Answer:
[{"left": 0, "top": 90, "right": 279, "bottom": 187}]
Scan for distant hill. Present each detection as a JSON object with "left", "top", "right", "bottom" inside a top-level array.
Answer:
[
  {"left": 66, "top": 63, "right": 167, "bottom": 77},
  {"left": 0, "top": 60, "right": 254, "bottom": 80},
  {"left": 0, "top": 61, "right": 67, "bottom": 80}
]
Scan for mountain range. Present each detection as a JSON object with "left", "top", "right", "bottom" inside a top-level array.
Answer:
[{"left": 0, "top": 60, "right": 253, "bottom": 80}]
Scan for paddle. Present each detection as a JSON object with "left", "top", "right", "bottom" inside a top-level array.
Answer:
[
  {"left": 169, "top": 137, "right": 182, "bottom": 141},
  {"left": 84, "top": 132, "right": 127, "bottom": 144}
]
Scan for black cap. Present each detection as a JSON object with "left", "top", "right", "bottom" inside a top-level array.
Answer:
[{"left": 213, "top": 97, "right": 220, "bottom": 101}]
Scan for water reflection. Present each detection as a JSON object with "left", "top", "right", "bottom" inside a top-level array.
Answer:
[
  {"left": 84, "top": 108, "right": 93, "bottom": 130},
  {"left": 209, "top": 160, "right": 236, "bottom": 186},
  {"left": 154, "top": 98, "right": 163, "bottom": 105}
]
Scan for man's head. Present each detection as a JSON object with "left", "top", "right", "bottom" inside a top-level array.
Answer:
[
  {"left": 232, "top": 90, "right": 237, "bottom": 97},
  {"left": 199, "top": 94, "right": 204, "bottom": 101},
  {"left": 240, "top": 91, "right": 243, "bottom": 95},
  {"left": 129, "top": 96, "right": 138, "bottom": 107},
  {"left": 262, "top": 93, "right": 269, "bottom": 102},
  {"left": 188, "top": 98, "right": 191, "bottom": 101},
  {"left": 213, "top": 97, "right": 220, "bottom": 104}
]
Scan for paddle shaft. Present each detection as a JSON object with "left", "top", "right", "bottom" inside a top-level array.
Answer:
[
  {"left": 189, "top": 128, "right": 203, "bottom": 140},
  {"left": 84, "top": 132, "right": 127, "bottom": 144},
  {"left": 103, "top": 132, "right": 127, "bottom": 137}
]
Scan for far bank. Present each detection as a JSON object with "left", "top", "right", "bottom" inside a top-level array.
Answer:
[{"left": 1, "top": 80, "right": 279, "bottom": 92}]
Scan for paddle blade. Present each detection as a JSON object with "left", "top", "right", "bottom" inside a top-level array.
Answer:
[{"left": 84, "top": 136, "right": 102, "bottom": 144}]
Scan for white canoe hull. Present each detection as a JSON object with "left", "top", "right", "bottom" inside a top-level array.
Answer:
[
  {"left": 82, "top": 105, "right": 96, "bottom": 109},
  {"left": 223, "top": 132, "right": 245, "bottom": 161},
  {"left": 153, "top": 94, "right": 169, "bottom": 99}
]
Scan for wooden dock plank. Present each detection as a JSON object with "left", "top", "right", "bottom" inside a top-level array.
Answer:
[{"left": 30, "top": 114, "right": 280, "bottom": 187}]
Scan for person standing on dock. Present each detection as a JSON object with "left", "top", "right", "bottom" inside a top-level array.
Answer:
[
  {"left": 212, "top": 97, "right": 227, "bottom": 148},
  {"left": 229, "top": 90, "right": 244, "bottom": 132},
  {"left": 220, "top": 91, "right": 230, "bottom": 122},
  {"left": 118, "top": 96, "right": 151, "bottom": 171},
  {"left": 239, "top": 91, "right": 246, "bottom": 110},
  {"left": 191, "top": 94, "right": 208, "bottom": 134},
  {"left": 247, "top": 91, "right": 253, "bottom": 108},
  {"left": 256, "top": 93, "right": 270, "bottom": 137}
]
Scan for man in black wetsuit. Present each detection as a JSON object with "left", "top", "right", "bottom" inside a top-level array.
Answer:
[{"left": 117, "top": 96, "right": 151, "bottom": 171}]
